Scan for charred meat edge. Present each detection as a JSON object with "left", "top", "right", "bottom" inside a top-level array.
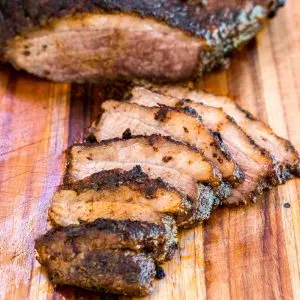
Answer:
[{"left": 36, "top": 238, "right": 156, "bottom": 297}]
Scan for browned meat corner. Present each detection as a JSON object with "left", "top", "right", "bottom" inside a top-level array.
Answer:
[
  {"left": 50, "top": 167, "right": 194, "bottom": 228},
  {"left": 35, "top": 223, "right": 157, "bottom": 296},
  {"left": 131, "top": 87, "right": 281, "bottom": 205},
  {"left": 1, "top": 0, "right": 284, "bottom": 82},
  {"left": 65, "top": 135, "right": 220, "bottom": 224},
  {"left": 148, "top": 84, "right": 300, "bottom": 182},
  {"left": 92, "top": 100, "right": 243, "bottom": 188}
]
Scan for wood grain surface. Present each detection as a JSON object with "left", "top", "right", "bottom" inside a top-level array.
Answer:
[{"left": 0, "top": 2, "right": 299, "bottom": 299}]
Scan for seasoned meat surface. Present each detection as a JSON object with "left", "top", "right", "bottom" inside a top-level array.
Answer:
[
  {"left": 131, "top": 87, "right": 281, "bottom": 204},
  {"left": 65, "top": 135, "right": 219, "bottom": 223},
  {"left": 37, "top": 217, "right": 177, "bottom": 264},
  {"left": 148, "top": 84, "right": 300, "bottom": 181},
  {"left": 1, "top": 0, "right": 284, "bottom": 82},
  {"left": 36, "top": 226, "right": 156, "bottom": 296},
  {"left": 50, "top": 167, "right": 194, "bottom": 228},
  {"left": 93, "top": 100, "right": 243, "bottom": 186}
]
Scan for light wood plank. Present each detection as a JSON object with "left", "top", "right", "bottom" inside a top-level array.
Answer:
[{"left": 0, "top": 70, "right": 70, "bottom": 299}]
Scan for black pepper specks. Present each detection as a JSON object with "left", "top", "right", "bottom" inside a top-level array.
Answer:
[
  {"left": 155, "top": 265, "right": 166, "bottom": 279},
  {"left": 283, "top": 202, "right": 290, "bottom": 208},
  {"left": 154, "top": 108, "right": 168, "bottom": 122},
  {"left": 122, "top": 128, "right": 132, "bottom": 139},
  {"left": 23, "top": 50, "right": 30, "bottom": 56}
]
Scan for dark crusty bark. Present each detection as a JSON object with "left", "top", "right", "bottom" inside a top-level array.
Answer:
[
  {"left": 36, "top": 226, "right": 156, "bottom": 296},
  {"left": 93, "top": 100, "right": 244, "bottom": 187},
  {"left": 147, "top": 83, "right": 300, "bottom": 182},
  {"left": 130, "top": 87, "right": 281, "bottom": 205},
  {"left": 37, "top": 218, "right": 177, "bottom": 264},
  {"left": 51, "top": 167, "right": 195, "bottom": 228},
  {"left": 1, "top": 0, "right": 284, "bottom": 82},
  {"left": 65, "top": 135, "right": 219, "bottom": 224}
]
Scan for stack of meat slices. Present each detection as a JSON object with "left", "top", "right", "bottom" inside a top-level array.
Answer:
[{"left": 36, "top": 85, "right": 299, "bottom": 297}]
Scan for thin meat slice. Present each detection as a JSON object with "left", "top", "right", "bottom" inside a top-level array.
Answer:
[
  {"left": 148, "top": 84, "right": 300, "bottom": 181},
  {"left": 66, "top": 135, "right": 220, "bottom": 223},
  {"left": 131, "top": 87, "right": 280, "bottom": 204},
  {"left": 50, "top": 167, "right": 194, "bottom": 228},
  {"left": 36, "top": 225, "right": 157, "bottom": 296},
  {"left": 92, "top": 100, "right": 244, "bottom": 187},
  {"left": 2, "top": 1, "right": 284, "bottom": 82}
]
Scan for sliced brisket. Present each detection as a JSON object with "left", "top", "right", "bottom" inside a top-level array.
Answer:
[
  {"left": 50, "top": 167, "right": 194, "bottom": 228},
  {"left": 65, "top": 135, "right": 220, "bottom": 223},
  {"left": 148, "top": 84, "right": 300, "bottom": 182},
  {"left": 130, "top": 87, "right": 281, "bottom": 204},
  {"left": 92, "top": 100, "right": 243, "bottom": 187},
  {"left": 36, "top": 224, "right": 157, "bottom": 296}
]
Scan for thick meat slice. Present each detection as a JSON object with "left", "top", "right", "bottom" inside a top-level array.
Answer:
[
  {"left": 66, "top": 135, "right": 219, "bottom": 223},
  {"left": 2, "top": 1, "right": 283, "bottom": 82},
  {"left": 37, "top": 217, "right": 176, "bottom": 264},
  {"left": 131, "top": 87, "right": 280, "bottom": 204},
  {"left": 92, "top": 100, "right": 243, "bottom": 187},
  {"left": 50, "top": 167, "right": 194, "bottom": 228},
  {"left": 36, "top": 226, "right": 156, "bottom": 296},
  {"left": 148, "top": 84, "right": 300, "bottom": 181}
]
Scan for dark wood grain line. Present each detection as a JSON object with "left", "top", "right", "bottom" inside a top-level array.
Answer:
[
  {"left": 68, "top": 84, "right": 88, "bottom": 145},
  {"left": 267, "top": 26, "right": 292, "bottom": 141},
  {"left": 246, "top": 39, "right": 268, "bottom": 121}
]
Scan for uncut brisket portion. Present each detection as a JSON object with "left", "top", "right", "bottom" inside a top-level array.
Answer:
[
  {"left": 1, "top": 0, "right": 284, "bottom": 82},
  {"left": 148, "top": 84, "right": 300, "bottom": 182},
  {"left": 130, "top": 87, "right": 280, "bottom": 205}
]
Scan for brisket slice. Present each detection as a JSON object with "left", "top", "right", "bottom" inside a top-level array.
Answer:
[
  {"left": 148, "top": 84, "right": 300, "bottom": 182},
  {"left": 130, "top": 87, "right": 281, "bottom": 205},
  {"left": 35, "top": 225, "right": 156, "bottom": 296},
  {"left": 37, "top": 217, "right": 176, "bottom": 264},
  {"left": 1, "top": 0, "right": 283, "bottom": 82},
  {"left": 65, "top": 135, "right": 219, "bottom": 224},
  {"left": 50, "top": 167, "right": 193, "bottom": 228},
  {"left": 93, "top": 100, "right": 243, "bottom": 187}
]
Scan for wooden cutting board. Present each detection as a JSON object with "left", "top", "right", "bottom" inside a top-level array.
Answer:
[{"left": 0, "top": 2, "right": 299, "bottom": 299}]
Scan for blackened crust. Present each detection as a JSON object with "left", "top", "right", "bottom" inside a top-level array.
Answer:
[
  {"left": 36, "top": 247, "right": 156, "bottom": 296},
  {"left": 61, "top": 166, "right": 181, "bottom": 197},
  {"left": 36, "top": 217, "right": 176, "bottom": 262}
]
